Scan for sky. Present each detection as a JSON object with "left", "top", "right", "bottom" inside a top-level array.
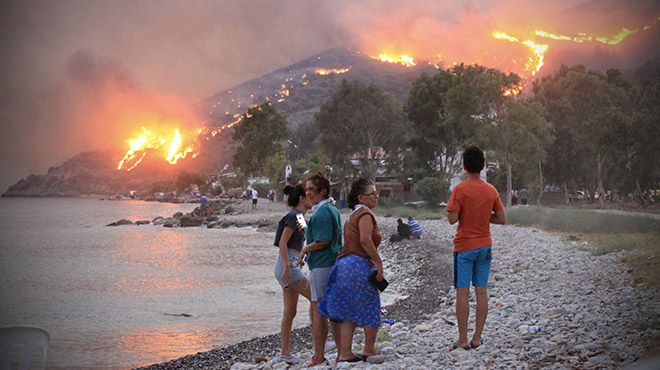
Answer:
[{"left": 1, "top": 0, "right": 658, "bottom": 193}]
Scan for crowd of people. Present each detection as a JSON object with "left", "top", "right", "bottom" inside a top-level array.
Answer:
[{"left": 271, "top": 145, "right": 506, "bottom": 365}]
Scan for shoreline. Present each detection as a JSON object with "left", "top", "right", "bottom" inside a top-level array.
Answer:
[
  {"left": 134, "top": 212, "right": 454, "bottom": 370},
  {"left": 134, "top": 202, "right": 660, "bottom": 370}
]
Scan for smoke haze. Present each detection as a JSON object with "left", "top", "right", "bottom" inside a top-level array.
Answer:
[{"left": 1, "top": 0, "right": 658, "bottom": 192}]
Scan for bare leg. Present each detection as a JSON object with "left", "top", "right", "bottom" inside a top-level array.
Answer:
[
  {"left": 455, "top": 287, "right": 470, "bottom": 348},
  {"left": 280, "top": 288, "right": 299, "bottom": 356},
  {"left": 337, "top": 321, "right": 356, "bottom": 361},
  {"left": 472, "top": 286, "right": 488, "bottom": 346},
  {"left": 310, "top": 302, "right": 328, "bottom": 362},
  {"left": 280, "top": 278, "right": 312, "bottom": 356},
  {"left": 362, "top": 325, "right": 379, "bottom": 356}
]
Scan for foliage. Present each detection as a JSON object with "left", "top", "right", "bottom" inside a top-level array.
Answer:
[
  {"left": 232, "top": 102, "right": 290, "bottom": 176},
  {"left": 414, "top": 177, "right": 451, "bottom": 208},
  {"left": 316, "top": 79, "right": 407, "bottom": 180},
  {"left": 263, "top": 152, "right": 287, "bottom": 184},
  {"left": 218, "top": 173, "right": 247, "bottom": 191},
  {"left": 175, "top": 170, "right": 205, "bottom": 192},
  {"left": 250, "top": 182, "right": 271, "bottom": 198}
]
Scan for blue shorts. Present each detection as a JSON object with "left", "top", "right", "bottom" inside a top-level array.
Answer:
[
  {"left": 454, "top": 246, "right": 492, "bottom": 288},
  {"left": 274, "top": 249, "right": 307, "bottom": 289}
]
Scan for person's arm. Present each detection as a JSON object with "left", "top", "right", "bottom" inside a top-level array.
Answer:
[
  {"left": 278, "top": 226, "right": 295, "bottom": 285},
  {"left": 296, "top": 240, "right": 330, "bottom": 266},
  {"left": 490, "top": 209, "right": 506, "bottom": 225},
  {"left": 358, "top": 215, "right": 383, "bottom": 280},
  {"left": 447, "top": 211, "right": 459, "bottom": 225}
]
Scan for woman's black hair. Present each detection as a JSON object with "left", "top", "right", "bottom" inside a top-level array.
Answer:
[
  {"left": 283, "top": 184, "right": 305, "bottom": 207},
  {"left": 347, "top": 178, "right": 375, "bottom": 209}
]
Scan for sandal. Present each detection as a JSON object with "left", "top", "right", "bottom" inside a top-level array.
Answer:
[
  {"left": 338, "top": 356, "right": 364, "bottom": 363},
  {"left": 307, "top": 357, "right": 329, "bottom": 366},
  {"left": 450, "top": 342, "right": 471, "bottom": 351},
  {"left": 470, "top": 339, "right": 482, "bottom": 349}
]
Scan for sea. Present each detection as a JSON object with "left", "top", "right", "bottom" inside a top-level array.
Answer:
[{"left": 0, "top": 197, "right": 310, "bottom": 370}]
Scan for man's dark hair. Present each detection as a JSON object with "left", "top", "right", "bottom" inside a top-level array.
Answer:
[{"left": 463, "top": 145, "right": 485, "bottom": 174}]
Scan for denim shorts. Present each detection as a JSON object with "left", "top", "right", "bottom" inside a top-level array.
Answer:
[
  {"left": 454, "top": 246, "right": 492, "bottom": 288},
  {"left": 309, "top": 266, "right": 333, "bottom": 302},
  {"left": 274, "top": 249, "right": 306, "bottom": 289}
]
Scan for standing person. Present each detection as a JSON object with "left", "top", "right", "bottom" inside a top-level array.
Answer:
[
  {"left": 407, "top": 216, "right": 423, "bottom": 238},
  {"left": 447, "top": 145, "right": 506, "bottom": 351},
  {"left": 320, "top": 178, "right": 385, "bottom": 364},
  {"left": 273, "top": 184, "right": 313, "bottom": 364},
  {"left": 251, "top": 188, "right": 259, "bottom": 210},
  {"left": 511, "top": 186, "right": 518, "bottom": 205},
  {"left": 199, "top": 193, "right": 208, "bottom": 216},
  {"left": 296, "top": 171, "right": 343, "bottom": 366},
  {"left": 520, "top": 187, "right": 528, "bottom": 206}
]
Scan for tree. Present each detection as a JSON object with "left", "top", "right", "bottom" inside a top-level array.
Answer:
[
  {"left": 478, "top": 98, "right": 553, "bottom": 206},
  {"left": 175, "top": 170, "right": 205, "bottom": 193},
  {"left": 533, "top": 65, "right": 633, "bottom": 206},
  {"left": 316, "top": 79, "right": 407, "bottom": 180},
  {"left": 232, "top": 102, "right": 290, "bottom": 176},
  {"left": 414, "top": 177, "right": 450, "bottom": 208}
]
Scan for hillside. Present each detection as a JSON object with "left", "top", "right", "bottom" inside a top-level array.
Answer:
[{"left": 3, "top": 47, "right": 436, "bottom": 196}]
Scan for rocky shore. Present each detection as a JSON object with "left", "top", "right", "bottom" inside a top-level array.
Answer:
[{"left": 134, "top": 202, "right": 660, "bottom": 370}]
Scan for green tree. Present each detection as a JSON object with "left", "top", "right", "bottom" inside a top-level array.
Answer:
[
  {"left": 533, "top": 65, "right": 633, "bottom": 206},
  {"left": 414, "top": 177, "right": 450, "bottom": 208},
  {"left": 175, "top": 170, "right": 205, "bottom": 193},
  {"left": 232, "top": 102, "right": 290, "bottom": 176},
  {"left": 316, "top": 79, "right": 407, "bottom": 180}
]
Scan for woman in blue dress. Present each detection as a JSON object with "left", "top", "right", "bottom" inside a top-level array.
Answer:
[{"left": 320, "top": 178, "right": 385, "bottom": 363}]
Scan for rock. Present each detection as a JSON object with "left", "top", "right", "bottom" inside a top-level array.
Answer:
[
  {"left": 172, "top": 211, "right": 184, "bottom": 218},
  {"left": 180, "top": 215, "right": 203, "bottom": 227},
  {"left": 106, "top": 219, "right": 133, "bottom": 226},
  {"left": 136, "top": 220, "right": 150, "bottom": 225},
  {"left": 152, "top": 216, "right": 165, "bottom": 224}
]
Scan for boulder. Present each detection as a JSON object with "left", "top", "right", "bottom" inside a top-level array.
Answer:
[
  {"left": 180, "top": 215, "right": 203, "bottom": 227},
  {"left": 107, "top": 219, "right": 134, "bottom": 226},
  {"left": 163, "top": 218, "right": 179, "bottom": 228},
  {"left": 172, "top": 211, "right": 184, "bottom": 218},
  {"left": 136, "top": 220, "right": 151, "bottom": 225}
]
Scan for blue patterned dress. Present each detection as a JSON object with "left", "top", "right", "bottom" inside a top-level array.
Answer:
[{"left": 319, "top": 207, "right": 381, "bottom": 328}]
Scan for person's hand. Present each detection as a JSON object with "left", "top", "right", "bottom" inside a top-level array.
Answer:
[
  {"left": 297, "top": 252, "right": 307, "bottom": 267},
  {"left": 376, "top": 264, "right": 384, "bottom": 281},
  {"left": 295, "top": 219, "right": 306, "bottom": 232},
  {"left": 281, "top": 265, "right": 291, "bottom": 286}
]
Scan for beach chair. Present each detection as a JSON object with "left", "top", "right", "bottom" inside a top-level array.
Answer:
[{"left": 0, "top": 326, "right": 50, "bottom": 370}]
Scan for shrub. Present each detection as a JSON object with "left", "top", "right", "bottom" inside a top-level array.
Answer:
[{"left": 414, "top": 177, "right": 450, "bottom": 208}]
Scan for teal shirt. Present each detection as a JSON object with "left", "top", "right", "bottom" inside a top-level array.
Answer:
[{"left": 305, "top": 202, "right": 343, "bottom": 269}]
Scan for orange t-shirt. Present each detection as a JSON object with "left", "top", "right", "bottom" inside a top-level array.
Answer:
[
  {"left": 447, "top": 178, "right": 504, "bottom": 253},
  {"left": 338, "top": 207, "right": 382, "bottom": 260}
]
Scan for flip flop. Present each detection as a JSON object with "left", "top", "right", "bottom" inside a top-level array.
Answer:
[
  {"left": 338, "top": 356, "right": 364, "bottom": 363},
  {"left": 306, "top": 357, "right": 328, "bottom": 366},
  {"left": 470, "top": 339, "right": 482, "bottom": 349},
  {"left": 450, "top": 342, "right": 471, "bottom": 351}
]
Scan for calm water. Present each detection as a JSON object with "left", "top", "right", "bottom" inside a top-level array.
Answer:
[{"left": 0, "top": 198, "right": 309, "bottom": 369}]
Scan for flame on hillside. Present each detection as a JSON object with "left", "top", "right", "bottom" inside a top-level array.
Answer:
[
  {"left": 316, "top": 67, "right": 352, "bottom": 75},
  {"left": 368, "top": 16, "right": 659, "bottom": 79},
  {"left": 117, "top": 124, "right": 201, "bottom": 171},
  {"left": 372, "top": 53, "right": 416, "bottom": 66}
]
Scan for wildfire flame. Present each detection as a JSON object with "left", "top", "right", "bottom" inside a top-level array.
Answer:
[
  {"left": 117, "top": 126, "right": 198, "bottom": 171},
  {"left": 373, "top": 53, "right": 416, "bottom": 67},
  {"left": 316, "top": 67, "right": 352, "bottom": 75}
]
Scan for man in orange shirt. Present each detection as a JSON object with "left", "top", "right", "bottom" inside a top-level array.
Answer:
[{"left": 447, "top": 145, "right": 506, "bottom": 350}]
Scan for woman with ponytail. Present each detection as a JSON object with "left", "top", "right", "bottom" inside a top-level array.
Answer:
[
  {"left": 319, "top": 178, "right": 385, "bottom": 364},
  {"left": 272, "top": 184, "right": 313, "bottom": 364}
]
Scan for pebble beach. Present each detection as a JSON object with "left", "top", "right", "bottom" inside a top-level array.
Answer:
[{"left": 135, "top": 201, "right": 660, "bottom": 370}]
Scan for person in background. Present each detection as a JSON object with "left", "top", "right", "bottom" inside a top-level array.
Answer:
[
  {"left": 296, "top": 171, "right": 343, "bottom": 366},
  {"left": 407, "top": 216, "right": 423, "bottom": 238},
  {"left": 273, "top": 184, "right": 313, "bottom": 365},
  {"left": 519, "top": 187, "right": 528, "bottom": 206},
  {"left": 446, "top": 145, "right": 505, "bottom": 351},
  {"left": 199, "top": 193, "right": 208, "bottom": 216},
  {"left": 251, "top": 188, "right": 259, "bottom": 210},
  {"left": 389, "top": 218, "right": 411, "bottom": 242},
  {"left": 320, "top": 178, "right": 385, "bottom": 364},
  {"left": 511, "top": 186, "right": 518, "bottom": 205}
]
